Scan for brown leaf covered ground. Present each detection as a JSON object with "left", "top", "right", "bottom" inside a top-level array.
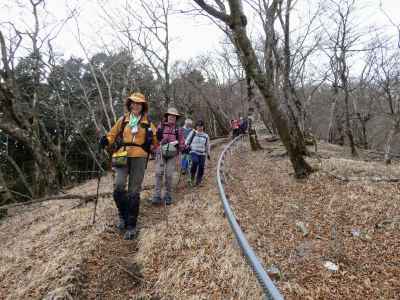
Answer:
[
  {"left": 0, "top": 139, "right": 263, "bottom": 299},
  {"left": 224, "top": 138, "right": 400, "bottom": 299}
]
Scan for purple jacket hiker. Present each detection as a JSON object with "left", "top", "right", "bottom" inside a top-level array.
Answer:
[
  {"left": 152, "top": 114, "right": 185, "bottom": 206},
  {"left": 156, "top": 122, "right": 185, "bottom": 152}
]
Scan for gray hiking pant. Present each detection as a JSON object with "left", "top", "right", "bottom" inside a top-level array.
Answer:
[
  {"left": 153, "top": 152, "right": 176, "bottom": 198},
  {"left": 114, "top": 157, "right": 147, "bottom": 194}
]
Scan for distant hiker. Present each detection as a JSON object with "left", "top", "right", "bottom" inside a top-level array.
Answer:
[
  {"left": 181, "top": 118, "right": 193, "bottom": 175},
  {"left": 239, "top": 116, "right": 248, "bottom": 134},
  {"left": 186, "top": 120, "right": 210, "bottom": 186},
  {"left": 231, "top": 119, "right": 240, "bottom": 138},
  {"left": 99, "top": 92, "right": 157, "bottom": 240},
  {"left": 151, "top": 107, "right": 185, "bottom": 205}
]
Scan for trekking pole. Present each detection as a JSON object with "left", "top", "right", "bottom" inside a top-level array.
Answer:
[
  {"left": 92, "top": 144, "right": 103, "bottom": 225},
  {"left": 161, "top": 150, "right": 169, "bottom": 228},
  {"left": 176, "top": 153, "right": 182, "bottom": 188}
]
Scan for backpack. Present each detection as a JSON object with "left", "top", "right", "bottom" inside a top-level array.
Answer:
[
  {"left": 158, "top": 123, "right": 179, "bottom": 142},
  {"left": 159, "top": 124, "right": 180, "bottom": 159},
  {"left": 187, "top": 131, "right": 208, "bottom": 152}
]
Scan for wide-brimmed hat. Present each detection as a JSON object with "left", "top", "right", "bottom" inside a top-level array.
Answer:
[
  {"left": 164, "top": 107, "right": 181, "bottom": 118},
  {"left": 125, "top": 92, "right": 148, "bottom": 113}
]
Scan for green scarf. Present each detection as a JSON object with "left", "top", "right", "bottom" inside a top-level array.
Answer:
[{"left": 128, "top": 114, "right": 140, "bottom": 128}]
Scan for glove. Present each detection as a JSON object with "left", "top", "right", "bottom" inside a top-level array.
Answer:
[
  {"left": 207, "top": 154, "right": 211, "bottom": 160},
  {"left": 182, "top": 146, "right": 190, "bottom": 154},
  {"left": 99, "top": 135, "right": 109, "bottom": 148}
]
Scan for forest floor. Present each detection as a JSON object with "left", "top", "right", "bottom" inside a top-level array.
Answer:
[
  {"left": 0, "top": 137, "right": 399, "bottom": 299},
  {"left": 224, "top": 138, "right": 400, "bottom": 299},
  {"left": 0, "top": 139, "right": 262, "bottom": 300}
]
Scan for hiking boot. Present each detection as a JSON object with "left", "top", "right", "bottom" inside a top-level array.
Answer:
[
  {"left": 163, "top": 194, "right": 173, "bottom": 205},
  {"left": 188, "top": 176, "right": 195, "bottom": 187},
  {"left": 151, "top": 195, "right": 162, "bottom": 205},
  {"left": 126, "top": 193, "right": 140, "bottom": 230},
  {"left": 123, "top": 227, "right": 138, "bottom": 240},
  {"left": 113, "top": 190, "right": 128, "bottom": 227}
]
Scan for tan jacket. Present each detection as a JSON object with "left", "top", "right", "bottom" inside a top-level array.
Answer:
[{"left": 106, "top": 113, "right": 157, "bottom": 158}]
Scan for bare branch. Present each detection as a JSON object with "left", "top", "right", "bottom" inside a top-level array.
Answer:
[{"left": 192, "top": 0, "right": 231, "bottom": 24}]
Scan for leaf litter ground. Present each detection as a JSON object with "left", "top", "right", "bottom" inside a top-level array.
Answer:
[
  {"left": 2, "top": 138, "right": 399, "bottom": 299},
  {"left": 0, "top": 139, "right": 263, "bottom": 299},
  {"left": 223, "top": 138, "right": 400, "bottom": 299}
]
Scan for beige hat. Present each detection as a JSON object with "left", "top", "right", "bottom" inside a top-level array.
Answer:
[
  {"left": 125, "top": 92, "right": 148, "bottom": 112},
  {"left": 164, "top": 107, "right": 181, "bottom": 118}
]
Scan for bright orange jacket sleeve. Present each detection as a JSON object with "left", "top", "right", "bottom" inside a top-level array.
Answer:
[{"left": 106, "top": 116, "right": 124, "bottom": 145}]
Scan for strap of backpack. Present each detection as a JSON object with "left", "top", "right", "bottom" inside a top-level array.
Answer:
[
  {"left": 118, "top": 116, "right": 128, "bottom": 142},
  {"left": 188, "top": 130, "right": 196, "bottom": 146},
  {"left": 111, "top": 116, "right": 128, "bottom": 152},
  {"left": 115, "top": 114, "right": 149, "bottom": 151}
]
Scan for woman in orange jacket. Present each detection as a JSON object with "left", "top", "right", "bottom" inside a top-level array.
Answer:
[{"left": 99, "top": 92, "right": 157, "bottom": 240}]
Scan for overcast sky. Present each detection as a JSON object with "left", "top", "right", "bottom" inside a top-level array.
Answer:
[{"left": 1, "top": 0, "right": 400, "bottom": 64}]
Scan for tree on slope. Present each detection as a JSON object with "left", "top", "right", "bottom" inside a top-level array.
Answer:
[{"left": 193, "top": 0, "right": 313, "bottom": 177}]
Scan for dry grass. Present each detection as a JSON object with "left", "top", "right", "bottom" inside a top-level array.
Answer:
[
  {"left": 0, "top": 161, "right": 164, "bottom": 300},
  {"left": 1, "top": 139, "right": 261, "bottom": 299},
  {"left": 3, "top": 137, "right": 397, "bottom": 299},
  {"left": 321, "top": 157, "right": 400, "bottom": 179},
  {"left": 135, "top": 144, "right": 263, "bottom": 299},
  {"left": 0, "top": 175, "right": 116, "bottom": 299}
]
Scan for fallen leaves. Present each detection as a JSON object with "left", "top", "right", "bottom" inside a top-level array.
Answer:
[{"left": 224, "top": 139, "right": 400, "bottom": 299}]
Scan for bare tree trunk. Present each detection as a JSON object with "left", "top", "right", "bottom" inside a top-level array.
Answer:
[
  {"left": 187, "top": 79, "right": 230, "bottom": 135},
  {"left": 254, "top": 99, "right": 275, "bottom": 134},
  {"left": 0, "top": 169, "right": 13, "bottom": 205},
  {"left": 1, "top": 31, "right": 59, "bottom": 197},
  {"left": 75, "top": 23, "right": 112, "bottom": 130},
  {"left": 246, "top": 76, "right": 262, "bottom": 151},
  {"left": 194, "top": 0, "right": 312, "bottom": 177},
  {"left": 164, "top": 3, "right": 171, "bottom": 106},
  {"left": 30, "top": 0, "right": 45, "bottom": 196},
  {"left": 100, "top": 69, "right": 117, "bottom": 123},
  {"left": 342, "top": 77, "right": 358, "bottom": 156},
  {"left": 384, "top": 120, "right": 400, "bottom": 164},
  {"left": 121, "top": 61, "right": 132, "bottom": 100},
  {"left": 328, "top": 95, "right": 338, "bottom": 143},
  {"left": 356, "top": 112, "right": 370, "bottom": 149},
  {"left": 76, "top": 81, "right": 101, "bottom": 131},
  {"left": 5, "top": 154, "right": 33, "bottom": 197}
]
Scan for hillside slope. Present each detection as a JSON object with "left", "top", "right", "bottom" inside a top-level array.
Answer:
[
  {"left": 0, "top": 140, "right": 262, "bottom": 299},
  {"left": 225, "top": 138, "right": 400, "bottom": 299},
  {"left": 1, "top": 138, "right": 399, "bottom": 299}
]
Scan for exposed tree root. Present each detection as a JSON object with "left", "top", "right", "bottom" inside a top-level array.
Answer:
[
  {"left": 0, "top": 184, "right": 155, "bottom": 210},
  {"left": 323, "top": 171, "right": 400, "bottom": 183}
]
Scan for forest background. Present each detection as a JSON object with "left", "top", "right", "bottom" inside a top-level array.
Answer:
[{"left": 1, "top": 0, "right": 400, "bottom": 203}]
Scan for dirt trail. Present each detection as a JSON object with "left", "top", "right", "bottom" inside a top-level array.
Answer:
[{"left": 79, "top": 139, "right": 262, "bottom": 299}]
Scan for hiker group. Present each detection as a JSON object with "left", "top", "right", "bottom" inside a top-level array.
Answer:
[
  {"left": 99, "top": 93, "right": 210, "bottom": 240},
  {"left": 230, "top": 116, "right": 248, "bottom": 138}
]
